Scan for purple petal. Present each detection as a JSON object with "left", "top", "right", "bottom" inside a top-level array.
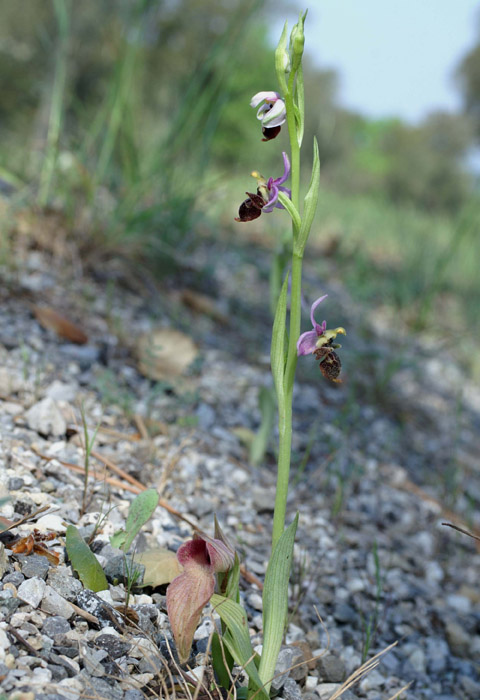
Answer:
[
  {"left": 310, "top": 295, "right": 328, "bottom": 329},
  {"left": 297, "top": 329, "right": 319, "bottom": 356},
  {"left": 250, "top": 91, "right": 280, "bottom": 108},
  {"left": 263, "top": 185, "right": 279, "bottom": 213},
  {"left": 272, "top": 152, "right": 290, "bottom": 186}
]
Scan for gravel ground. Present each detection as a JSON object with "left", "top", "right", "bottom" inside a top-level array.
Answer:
[{"left": 0, "top": 231, "right": 479, "bottom": 700}]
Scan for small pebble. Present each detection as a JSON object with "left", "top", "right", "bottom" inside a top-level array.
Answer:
[{"left": 17, "top": 577, "right": 46, "bottom": 609}]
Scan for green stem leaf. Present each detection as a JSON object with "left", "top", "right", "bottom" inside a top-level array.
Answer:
[
  {"left": 295, "top": 137, "right": 320, "bottom": 256},
  {"left": 258, "top": 515, "right": 299, "bottom": 693},
  {"left": 277, "top": 191, "right": 301, "bottom": 234},
  {"left": 270, "top": 272, "right": 290, "bottom": 407}
]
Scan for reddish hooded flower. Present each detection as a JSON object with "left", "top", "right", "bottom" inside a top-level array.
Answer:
[
  {"left": 166, "top": 532, "right": 234, "bottom": 664},
  {"left": 251, "top": 91, "right": 287, "bottom": 141},
  {"left": 235, "top": 152, "right": 291, "bottom": 222},
  {"left": 297, "top": 295, "right": 346, "bottom": 382}
]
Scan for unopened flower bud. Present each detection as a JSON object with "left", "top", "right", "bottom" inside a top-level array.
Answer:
[
  {"left": 290, "top": 11, "right": 306, "bottom": 72},
  {"left": 291, "top": 24, "right": 305, "bottom": 59},
  {"left": 275, "top": 43, "right": 291, "bottom": 75}
]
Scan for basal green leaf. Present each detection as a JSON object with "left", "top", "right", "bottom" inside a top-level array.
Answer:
[
  {"left": 211, "top": 631, "right": 234, "bottom": 692},
  {"left": 110, "top": 488, "right": 159, "bottom": 553},
  {"left": 211, "top": 594, "right": 268, "bottom": 700},
  {"left": 258, "top": 514, "right": 298, "bottom": 693},
  {"left": 66, "top": 525, "right": 108, "bottom": 592}
]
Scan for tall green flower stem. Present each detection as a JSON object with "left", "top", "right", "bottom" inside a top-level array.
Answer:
[{"left": 271, "top": 13, "right": 320, "bottom": 550}]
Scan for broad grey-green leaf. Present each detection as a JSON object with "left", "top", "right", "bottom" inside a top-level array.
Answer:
[
  {"left": 66, "top": 525, "right": 108, "bottom": 592},
  {"left": 110, "top": 488, "right": 159, "bottom": 553},
  {"left": 258, "top": 514, "right": 299, "bottom": 692},
  {"left": 211, "top": 594, "right": 268, "bottom": 700},
  {"left": 295, "top": 138, "right": 320, "bottom": 255},
  {"left": 270, "top": 273, "right": 289, "bottom": 405}
]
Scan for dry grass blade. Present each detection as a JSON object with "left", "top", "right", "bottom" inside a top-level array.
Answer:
[
  {"left": 90, "top": 449, "right": 147, "bottom": 491},
  {"left": 190, "top": 624, "right": 217, "bottom": 700},
  {"left": 386, "top": 682, "right": 412, "bottom": 699},
  {"left": 163, "top": 632, "right": 194, "bottom": 700},
  {"left": 32, "top": 447, "right": 143, "bottom": 494},
  {"left": 93, "top": 424, "right": 142, "bottom": 441},
  {"left": 157, "top": 437, "right": 192, "bottom": 498},
  {"left": 442, "top": 521, "right": 480, "bottom": 542},
  {"left": 239, "top": 563, "right": 264, "bottom": 590},
  {"left": 327, "top": 641, "right": 399, "bottom": 700},
  {"left": 396, "top": 475, "right": 480, "bottom": 540},
  {"left": 67, "top": 601, "right": 99, "bottom": 625},
  {"left": 134, "top": 412, "right": 150, "bottom": 440},
  {"left": 0, "top": 504, "right": 51, "bottom": 533},
  {"left": 32, "top": 305, "right": 88, "bottom": 344}
]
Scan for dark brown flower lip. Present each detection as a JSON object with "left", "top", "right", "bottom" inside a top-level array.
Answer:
[
  {"left": 262, "top": 125, "right": 282, "bottom": 141},
  {"left": 234, "top": 191, "right": 265, "bottom": 222}
]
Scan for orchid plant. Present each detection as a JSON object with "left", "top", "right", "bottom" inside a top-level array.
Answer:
[{"left": 166, "top": 12, "right": 345, "bottom": 698}]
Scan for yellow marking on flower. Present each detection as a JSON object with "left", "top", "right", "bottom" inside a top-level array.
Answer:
[{"left": 315, "top": 327, "right": 347, "bottom": 348}]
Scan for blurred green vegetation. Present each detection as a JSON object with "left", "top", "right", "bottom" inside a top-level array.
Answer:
[{"left": 0, "top": 0, "right": 479, "bottom": 364}]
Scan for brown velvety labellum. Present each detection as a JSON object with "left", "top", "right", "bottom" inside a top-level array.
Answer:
[
  {"left": 314, "top": 347, "right": 342, "bottom": 383},
  {"left": 262, "top": 125, "right": 281, "bottom": 141},
  {"left": 235, "top": 192, "right": 265, "bottom": 222}
]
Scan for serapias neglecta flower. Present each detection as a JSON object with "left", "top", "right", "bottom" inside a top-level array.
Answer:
[
  {"left": 297, "top": 295, "right": 346, "bottom": 383},
  {"left": 166, "top": 530, "right": 234, "bottom": 664},
  {"left": 235, "top": 152, "right": 291, "bottom": 222},
  {"left": 251, "top": 91, "right": 287, "bottom": 141}
]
